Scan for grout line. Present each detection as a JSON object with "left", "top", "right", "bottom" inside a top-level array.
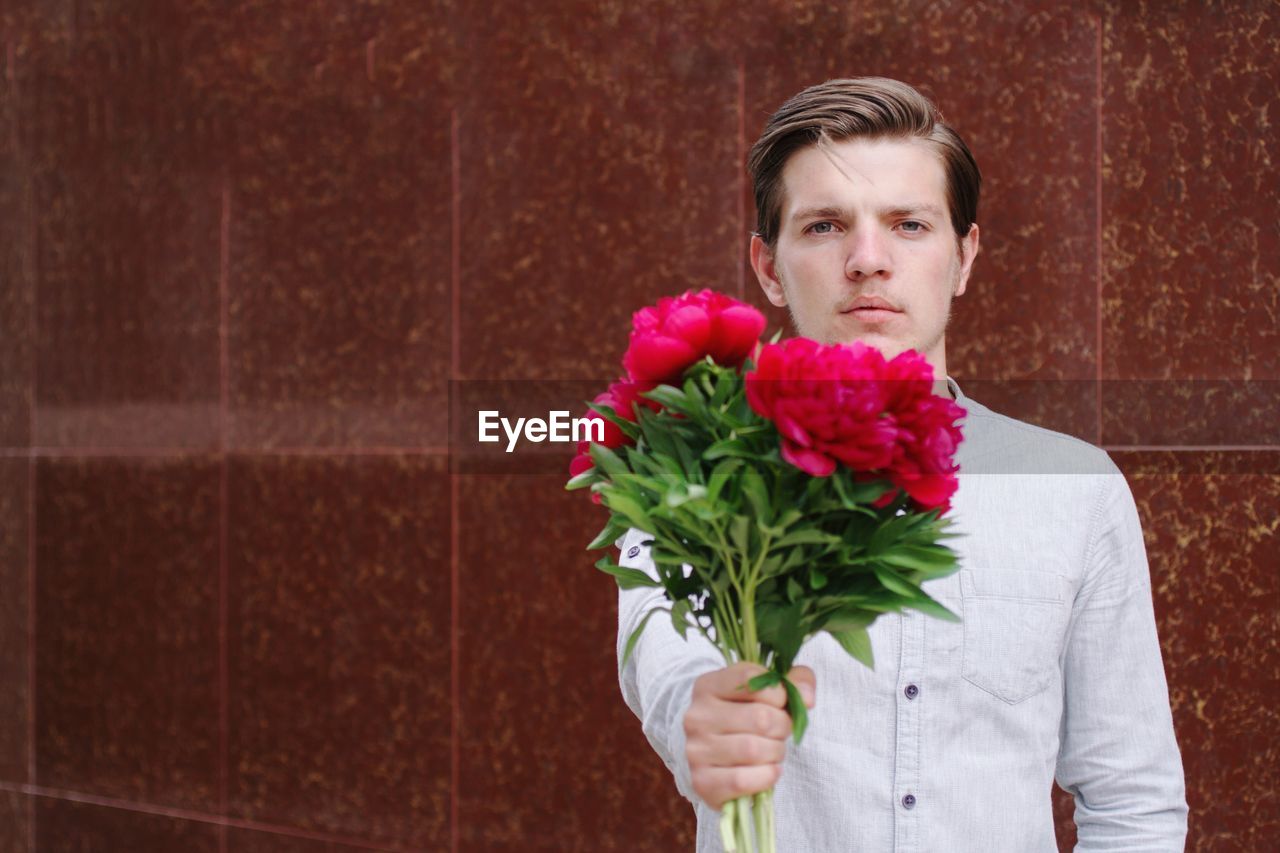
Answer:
[
  {"left": 26, "top": 456, "right": 36, "bottom": 851},
  {"left": 24, "top": 36, "right": 38, "bottom": 845},
  {"left": 449, "top": 105, "right": 461, "bottom": 853},
  {"left": 1103, "top": 445, "right": 1280, "bottom": 453},
  {"left": 1094, "top": 10, "right": 1104, "bottom": 449},
  {"left": 0, "top": 782, "right": 420, "bottom": 852},
  {"left": 736, "top": 56, "right": 746, "bottom": 301},
  {"left": 217, "top": 170, "right": 232, "bottom": 853},
  {"left": 9, "top": 443, "right": 1268, "bottom": 456},
  {"left": 2, "top": 446, "right": 453, "bottom": 458},
  {"left": 450, "top": 473, "right": 461, "bottom": 853},
  {"left": 451, "top": 108, "right": 461, "bottom": 382},
  {"left": 220, "top": 179, "right": 231, "bottom": 453}
]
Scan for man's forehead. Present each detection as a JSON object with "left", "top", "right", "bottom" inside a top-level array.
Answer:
[{"left": 780, "top": 137, "right": 947, "bottom": 215}]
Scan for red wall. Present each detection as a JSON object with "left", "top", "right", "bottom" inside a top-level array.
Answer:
[{"left": 1, "top": 1, "right": 1275, "bottom": 850}]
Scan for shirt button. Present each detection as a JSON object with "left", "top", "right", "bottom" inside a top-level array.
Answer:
[
  {"left": 904, "top": 684, "right": 919, "bottom": 699},
  {"left": 627, "top": 545, "right": 641, "bottom": 558},
  {"left": 901, "top": 793, "right": 916, "bottom": 809}
]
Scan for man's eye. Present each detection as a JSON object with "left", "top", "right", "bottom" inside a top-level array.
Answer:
[
  {"left": 899, "top": 220, "right": 925, "bottom": 233},
  {"left": 807, "top": 222, "right": 835, "bottom": 235}
]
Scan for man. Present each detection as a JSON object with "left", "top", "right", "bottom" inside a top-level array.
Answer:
[{"left": 616, "top": 77, "right": 1188, "bottom": 851}]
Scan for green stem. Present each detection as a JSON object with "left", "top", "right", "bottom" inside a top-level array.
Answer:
[
  {"left": 736, "top": 793, "right": 753, "bottom": 850},
  {"left": 719, "top": 800, "right": 737, "bottom": 851},
  {"left": 711, "top": 608, "right": 740, "bottom": 666},
  {"left": 753, "top": 790, "right": 767, "bottom": 850},
  {"left": 758, "top": 788, "right": 776, "bottom": 853}
]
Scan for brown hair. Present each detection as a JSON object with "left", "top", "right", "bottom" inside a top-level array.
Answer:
[{"left": 748, "top": 77, "right": 981, "bottom": 254}]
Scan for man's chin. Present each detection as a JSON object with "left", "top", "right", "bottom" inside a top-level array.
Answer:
[{"left": 819, "top": 329, "right": 903, "bottom": 357}]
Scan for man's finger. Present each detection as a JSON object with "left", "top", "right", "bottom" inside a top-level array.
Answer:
[
  {"left": 696, "top": 732, "right": 788, "bottom": 768},
  {"left": 787, "top": 665, "right": 817, "bottom": 708},
  {"left": 700, "top": 698, "right": 793, "bottom": 740},
  {"left": 691, "top": 763, "right": 783, "bottom": 812},
  {"left": 705, "top": 662, "right": 787, "bottom": 708}
]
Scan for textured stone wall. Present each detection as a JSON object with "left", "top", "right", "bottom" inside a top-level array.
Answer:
[{"left": 1, "top": 1, "right": 1275, "bottom": 850}]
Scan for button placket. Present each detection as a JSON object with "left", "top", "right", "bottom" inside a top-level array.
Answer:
[{"left": 893, "top": 610, "right": 925, "bottom": 849}]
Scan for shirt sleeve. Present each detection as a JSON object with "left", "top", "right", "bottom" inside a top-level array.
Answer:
[
  {"left": 1055, "top": 468, "right": 1189, "bottom": 851},
  {"left": 615, "top": 527, "right": 726, "bottom": 807}
]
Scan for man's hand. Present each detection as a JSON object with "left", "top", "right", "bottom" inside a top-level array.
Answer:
[{"left": 684, "top": 661, "right": 817, "bottom": 811}]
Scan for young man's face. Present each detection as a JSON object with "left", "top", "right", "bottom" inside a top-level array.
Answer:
[{"left": 750, "top": 137, "right": 979, "bottom": 380}]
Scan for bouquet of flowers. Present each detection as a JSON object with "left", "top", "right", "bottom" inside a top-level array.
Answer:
[{"left": 567, "top": 289, "right": 967, "bottom": 852}]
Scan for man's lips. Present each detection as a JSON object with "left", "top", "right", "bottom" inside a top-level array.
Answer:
[
  {"left": 842, "top": 296, "right": 901, "bottom": 312},
  {"left": 842, "top": 306, "right": 902, "bottom": 324}
]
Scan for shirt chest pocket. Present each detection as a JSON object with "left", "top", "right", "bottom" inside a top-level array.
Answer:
[{"left": 959, "top": 568, "right": 1070, "bottom": 705}]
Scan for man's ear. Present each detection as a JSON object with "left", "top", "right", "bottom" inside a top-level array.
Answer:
[
  {"left": 750, "top": 234, "right": 788, "bottom": 307},
  {"left": 953, "top": 223, "right": 980, "bottom": 298}
]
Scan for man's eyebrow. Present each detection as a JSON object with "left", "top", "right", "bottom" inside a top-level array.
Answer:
[
  {"left": 789, "top": 203, "right": 947, "bottom": 223},
  {"left": 883, "top": 203, "right": 947, "bottom": 219},
  {"left": 789, "top": 205, "right": 848, "bottom": 224}
]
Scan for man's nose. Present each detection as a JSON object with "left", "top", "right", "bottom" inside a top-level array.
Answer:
[{"left": 844, "top": 227, "right": 891, "bottom": 280}]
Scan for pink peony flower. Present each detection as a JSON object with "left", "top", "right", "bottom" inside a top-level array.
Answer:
[
  {"left": 746, "top": 338, "right": 965, "bottom": 512},
  {"left": 623, "top": 289, "right": 767, "bottom": 384}
]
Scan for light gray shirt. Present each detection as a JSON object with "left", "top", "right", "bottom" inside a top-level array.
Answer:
[{"left": 616, "top": 375, "right": 1188, "bottom": 852}]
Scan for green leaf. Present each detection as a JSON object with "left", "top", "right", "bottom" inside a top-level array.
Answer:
[
  {"left": 664, "top": 482, "right": 708, "bottom": 508},
  {"left": 780, "top": 548, "right": 808, "bottom": 572},
  {"left": 670, "top": 431, "right": 700, "bottom": 481},
  {"left": 642, "top": 384, "right": 692, "bottom": 412},
  {"left": 706, "top": 459, "right": 742, "bottom": 504},
  {"left": 755, "top": 601, "right": 806, "bottom": 673},
  {"left": 774, "top": 529, "right": 839, "bottom": 549},
  {"left": 670, "top": 599, "right": 691, "bottom": 639},
  {"left": 602, "top": 491, "right": 651, "bottom": 530},
  {"left": 833, "top": 473, "right": 894, "bottom": 508},
  {"left": 613, "top": 471, "right": 667, "bottom": 498},
  {"left": 621, "top": 607, "right": 665, "bottom": 669},
  {"left": 822, "top": 606, "right": 877, "bottom": 632},
  {"left": 682, "top": 376, "right": 712, "bottom": 421},
  {"left": 745, "top": 670, "right": 781, "bottom": 692},
  {"left": 759, "top": 554, "right": 783, "bottom": 579},
  {"left": 808, "top": 566, "right": 828, "bottom": 590},
  {"left": 908, "top": 594, "right": 961, "bottom": 623},
  {"left": 595, "top": 556, "right": 660, "bottom": 590},
  {"left": 730, "top": 515, "right": 751, "bottom": 552},
  {"left": 709, "top": 367, "right": 735, "bottom": 409},
  {"left": 786, "top": 576, "right": 803, "bottom": 603},
  {"left": 878, "top": 544, "right": 957, "bottom": 572},
  {"left": 565, "top": 467, "right": 597, "bottom": 491},
  {"left": 639, "top": 422, "right": 678, "bottom": 465},
  {"left": 868, "top": 511, "right": 914, "bottom": 550},
  {"left": 739, "top": 466, "right": 771, "bottom": 522},
  {"left": 589, "top": 442, "right": 630, "bottom": 482},
  {"left": 872, "top": 563, "right": 919, "bottom": 597},
  {"left": 704, "top": 438, "right": 752, "bottom": 460},
  {"left": 830, "top": 627, "right": 875, "bottom": 669},
  {"left": 587, "top": 518, "right": 629, "bottom": 551},
  {"left": 585, "top": 402, "right": 642, "bottom": 441},
  {"left": 781, "top": 676, "right": 809, "bottom": 744},
  {"left": 727, "top": 392, "right": 755, "bottom": 425},
  {"left": 775, "top": 508, "right": 804, "bottom": 529}
]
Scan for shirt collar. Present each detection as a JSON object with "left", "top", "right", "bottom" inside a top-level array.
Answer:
[{"left": 946, "top": 375, "right": 965, "bottom": 403}]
